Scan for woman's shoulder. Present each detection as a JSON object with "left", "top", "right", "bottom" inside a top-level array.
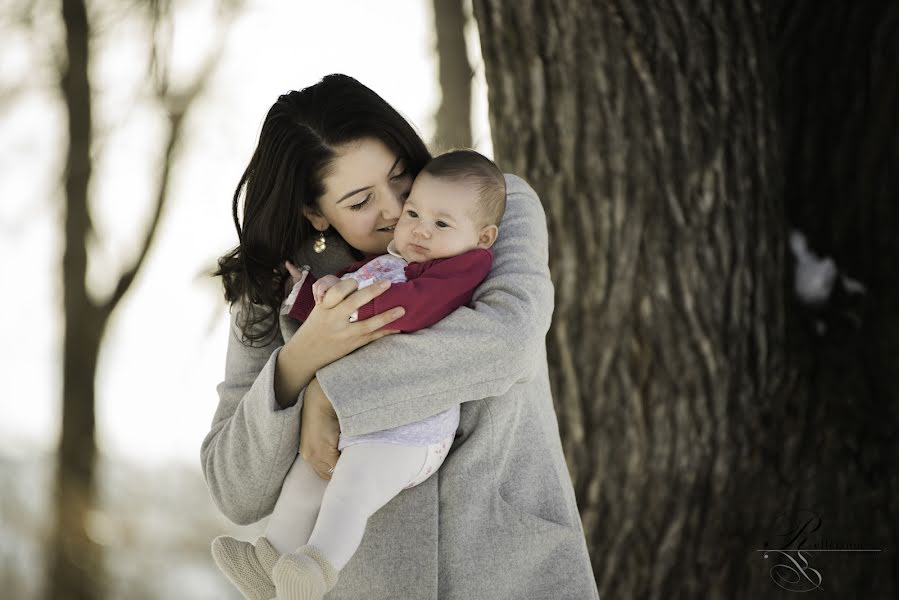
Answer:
[
  {"left": 500, "top": 173, "right": 547, "bottom": 231},
  {"left": 503, "top": 173, "right": 538, "bottom": 198}
]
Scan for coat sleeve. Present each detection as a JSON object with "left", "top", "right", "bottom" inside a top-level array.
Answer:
[
  {"left": 315, "top": 174, "right": 554, "bottom": 437},
  {"left": 353, "top": 250, "right": 493, "bottom": 332},
  {"left": 199, "top": 305, "right": 306, "bottom": 525}
]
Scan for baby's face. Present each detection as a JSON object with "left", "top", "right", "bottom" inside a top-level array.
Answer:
[{"left": 393, "top": 173, "right": 486, "bottom": 263}]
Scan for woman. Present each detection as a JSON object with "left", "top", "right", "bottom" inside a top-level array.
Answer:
[{"left": 202, "top": 74, "right": 599, "bottom": 599}]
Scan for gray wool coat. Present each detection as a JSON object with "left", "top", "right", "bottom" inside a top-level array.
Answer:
[{"left": 201, "top": 175, "right": 600, "bottom": 599}]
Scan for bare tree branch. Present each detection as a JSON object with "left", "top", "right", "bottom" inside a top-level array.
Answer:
[{"left": 102, "top": 1, "right": 239, "bottom": 315}]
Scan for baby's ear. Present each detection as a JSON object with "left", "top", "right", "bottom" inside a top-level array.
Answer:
[{"left": 477, "top": 224, "right": 499, "bottom": 249}]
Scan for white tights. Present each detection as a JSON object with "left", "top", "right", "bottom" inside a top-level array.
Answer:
[{"left": 264, "top": 443, "right": 428, "bottom": 572}]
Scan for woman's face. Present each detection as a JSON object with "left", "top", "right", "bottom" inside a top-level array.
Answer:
[{"left": 308, "top": 137, "right": 413, "bottom": 255}]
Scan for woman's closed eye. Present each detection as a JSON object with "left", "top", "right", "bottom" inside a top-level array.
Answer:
[
  {"left": 392, "top": 170, "right": 411, "bottom": 201},
  {"left": 349, "top": 193, "right": 373, "bottom": 211}
]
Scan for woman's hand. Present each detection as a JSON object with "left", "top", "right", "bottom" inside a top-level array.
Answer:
[
  {"left": 274, "top": 265, "right": 406, "bottom": 409},
  {"left": 299, "top": 377, "right": 341, "bottom": 479},
  {"left": 288, "top": 276, "right": 406, "bottom": 373}
]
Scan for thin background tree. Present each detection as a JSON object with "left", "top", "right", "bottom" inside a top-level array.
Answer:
[
  {"left": 51, "top": 0, "right": 240, "bottom": 597},
  {"left": 432, "top": 0, "right": 473, "bottom": 151}
]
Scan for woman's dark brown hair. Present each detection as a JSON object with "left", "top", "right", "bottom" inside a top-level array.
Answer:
[{"left": 214, "top": 74, "right": 432, "bottom": 344}]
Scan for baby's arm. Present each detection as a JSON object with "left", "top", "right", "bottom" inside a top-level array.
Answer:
[{"left": 351, "top": 249, "right": 493, "bottom": 332}]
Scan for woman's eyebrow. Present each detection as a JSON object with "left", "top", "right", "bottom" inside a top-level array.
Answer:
[{"left": 337, "top": 186, "right": 371, "bottom": 204}]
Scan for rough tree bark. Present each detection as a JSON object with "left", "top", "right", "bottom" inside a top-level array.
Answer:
[
  {"left": 432, "top": 0, "right": 473, "bottom": 151},
  {"left": 473, "top": 0, "right": 897, "bottom": 598},
  {"left": 49, "top": 1, "right": 234, "bottom": 597},
  {"left": 472, "top": 1, "right": 808, "bottom": 598}
]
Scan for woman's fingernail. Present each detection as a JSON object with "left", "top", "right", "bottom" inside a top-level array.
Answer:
[{"left": 394, "top": 308, "right": 405, "bottom": 317}]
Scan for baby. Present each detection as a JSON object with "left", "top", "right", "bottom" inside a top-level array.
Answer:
[{"left": 212, "top": 150, "right": 506, "bottom": 600}]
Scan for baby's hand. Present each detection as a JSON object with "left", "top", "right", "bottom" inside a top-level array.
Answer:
[
  {"left": 285, "top": 260, "right": 309, "bottom": 288},
  {"left": 312, "top": 275, "right": 341, "bottom": 304},
  {"left": 281, "top": 261, "right": 311, "bottom": 315}
]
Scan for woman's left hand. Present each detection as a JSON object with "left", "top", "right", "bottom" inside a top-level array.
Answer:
[{"left": 299, "top": 377, "right": 341, "bottom": 480}]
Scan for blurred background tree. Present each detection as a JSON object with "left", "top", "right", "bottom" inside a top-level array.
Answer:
[
  {"left": 473, "top": 0, "right": 897, "bottom": 598},
  {"left": 432, "top": 0, "right": 472, "bottom": 152},
  {"left": 52, "top": 0, "right": 239, "bottom": 597}
]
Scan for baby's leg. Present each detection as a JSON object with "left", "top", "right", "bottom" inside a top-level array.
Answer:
[
  {"left": 212, "top": 453, "right": 328, "bottom": 599},
  {"left": 307, "top": 442, "right": 427, "bottom": 571},
  {"left": 273, "top": 443, "right": 443, "bottom": 599},
  {"left": 212, "top": 456, "right": 328, "bottom": 600},
  {"left": 265, "top": 453, "right": 330, "bottom": 554}
]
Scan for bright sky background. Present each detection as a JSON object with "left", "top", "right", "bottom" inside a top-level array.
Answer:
[{"left": 0, "top": 0, "right": 491, "bottom": 467}]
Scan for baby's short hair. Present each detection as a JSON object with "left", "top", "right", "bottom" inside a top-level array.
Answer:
[{"left": 420, "top": 150, "right": 506, "bottom": 227}]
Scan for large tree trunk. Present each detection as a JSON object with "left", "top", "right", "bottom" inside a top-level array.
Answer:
[
  {"left": 432, "top": 0, "right": 473, "bottom": 151},
  {"left": 48, "top": 2, "right": 232, "bottom": 597},
  {"left": 50, "top": 0, "right": 104, "bottom": 598},
  {"left": 473, "top": 1, "right": 801, "bottom": 598},
  {"left": 473, "top": 0, "right": 897, "bottom": 597}
]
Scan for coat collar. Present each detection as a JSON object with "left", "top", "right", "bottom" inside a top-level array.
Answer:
[{"left": 386, "top": 239, "right": 406, "bottom": 261}]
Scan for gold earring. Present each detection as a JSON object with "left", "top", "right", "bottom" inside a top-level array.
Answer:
[{"left": 313, "top": 230, "right": 327, "bottom": 254}]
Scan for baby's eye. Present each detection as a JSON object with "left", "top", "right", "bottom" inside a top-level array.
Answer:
[
  {"left": 349, "top": 194, "right": 372, "bottom": 211},
  {"left": 406, "top": 210, "right": 418, "bottom": 218},
  {"left": 436, "top": 221, "right": 449, "bottom": 229}
]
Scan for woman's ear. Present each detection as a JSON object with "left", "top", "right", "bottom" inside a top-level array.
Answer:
[
  {"left": 303, "top": 206, "right": 330, "bottom": 232},
  {"left": 476, "top": 224, "right": 499, "bottom": 249}
]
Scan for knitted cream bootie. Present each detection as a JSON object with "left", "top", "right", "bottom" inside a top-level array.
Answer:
[
  {"left": 211, "top": 535, "right": 280, "bottom": 600},
  {"left": 272, "top": 545, "right": 339, "bottom": 600}
]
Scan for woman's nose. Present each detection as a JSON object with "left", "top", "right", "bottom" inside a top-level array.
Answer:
[{"left": 379, "top": 189, "right": 403, "bottom": 220}]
